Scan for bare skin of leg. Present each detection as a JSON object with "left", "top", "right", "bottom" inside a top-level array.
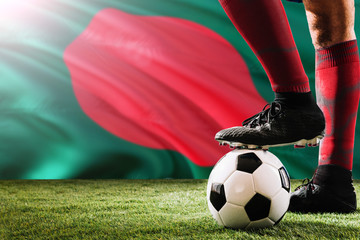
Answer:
[{"left": 303, "top": 0, "right": 356, "bottom": 49}]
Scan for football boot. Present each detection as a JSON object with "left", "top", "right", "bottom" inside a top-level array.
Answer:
[
  {"left": 215, "top": 100, "right": 325, "bottom": 150},
  {"left": 288, "top": 164, "right": 357, "bottom": 213}
]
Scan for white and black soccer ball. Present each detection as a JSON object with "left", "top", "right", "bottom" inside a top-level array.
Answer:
[{"left": 207, "top": 149, "right": 290, "bottom": 230}]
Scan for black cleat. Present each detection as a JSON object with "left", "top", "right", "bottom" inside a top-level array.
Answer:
[
  {"left": 215, "top": 101, "right": 325, "bottom": 150},
  {"left": 288, "top": 165, "right": 357, "bottom": 213}
]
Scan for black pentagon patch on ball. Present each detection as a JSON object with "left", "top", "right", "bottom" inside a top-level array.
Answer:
[
  {"left": 210, "top": 183, "right": 226, "bottom": 211},
  {"left": 245, "top": 193, "right": 271, "bottom": 221},
  {"left": 279, "top": 167, "right": 291, "bottom": 192},
  {"left": 237, "top": 152, "right": 262, "bottom": 173}
]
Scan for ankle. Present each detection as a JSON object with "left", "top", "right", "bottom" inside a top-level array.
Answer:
[
  {"left": 313, "top": 164, "right": 353, "bottom": 186},
  {"left": 274, "top": 91, "right": 318, "bottom": 109}
]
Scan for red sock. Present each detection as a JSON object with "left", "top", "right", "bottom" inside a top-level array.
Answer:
[
  {"left": 218, "top": 0, "right": 310, "bottom": 92},
  {"left": 316, "top": 40, "right": 360, "bottom": 170}
]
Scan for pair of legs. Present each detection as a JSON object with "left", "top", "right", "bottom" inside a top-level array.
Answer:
[{"left": 217, "top": 0, "right": 359, "bottom": 212}]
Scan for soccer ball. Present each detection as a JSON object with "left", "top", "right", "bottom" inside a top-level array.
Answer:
[{"left": 207, "top": 149, "right": 290, "bottom": 230}]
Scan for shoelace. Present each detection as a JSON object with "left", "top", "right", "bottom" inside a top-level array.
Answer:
[
  {"left": 242, "top": 102, "right": 282, "bottom": 128},
  {"left": 295, "top": 178, "right": 315, "bottom": 193}
]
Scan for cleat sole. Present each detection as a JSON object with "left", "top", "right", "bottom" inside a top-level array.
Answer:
[{"left": 216, "top": 134, "right": 324, "bottom": 151}]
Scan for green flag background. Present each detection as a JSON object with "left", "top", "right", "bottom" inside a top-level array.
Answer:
[{"left": 1, "top": 0, "right": 360, "bottom": 179}]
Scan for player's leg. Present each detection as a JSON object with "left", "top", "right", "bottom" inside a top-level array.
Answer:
[
  {"left": 216, "top": 0, "right": 325, "bottom": 149},
  {"left": 289, "top": 0, "right": 359, "bottom": 213}
]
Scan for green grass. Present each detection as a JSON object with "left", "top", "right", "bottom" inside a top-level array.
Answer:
[{"left": 0, "top": 180, "right": 359, "bottom": 240}]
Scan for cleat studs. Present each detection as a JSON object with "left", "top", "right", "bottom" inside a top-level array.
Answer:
[
  {"left": 219, "top": 141, "right": 250, "bottom": 150},
  {"left": 307, "top": 141, "right": 319, "bottom": 147},
  {"left": 295, "top": 139, "right": 307, "bottom": 148},
  {"left": 294, "top": 145, "right": 305, "bottom": 149},
  {"left": 306, "top": 137, "right": 321, "bottom": 147},
  {"left": 233, "top": 143, "right": 243, "bottom": 149}
]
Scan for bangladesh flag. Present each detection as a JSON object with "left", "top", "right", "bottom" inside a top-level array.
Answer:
[{"left": 1, "top": 0, "right": 360, "bottom": 179}]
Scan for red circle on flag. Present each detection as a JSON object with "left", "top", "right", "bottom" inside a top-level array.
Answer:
[{"left": 64, "top": 9, "right": 266, "bottom": 166}]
